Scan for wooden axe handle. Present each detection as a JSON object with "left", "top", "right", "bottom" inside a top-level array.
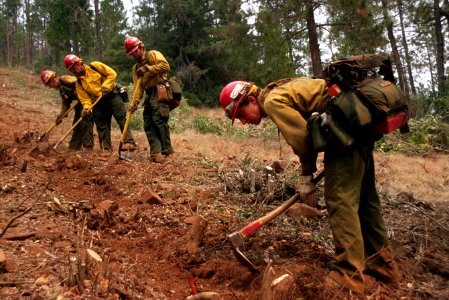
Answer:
[{"left": 239, "top": 170, "right": 324, "bottom": 238}]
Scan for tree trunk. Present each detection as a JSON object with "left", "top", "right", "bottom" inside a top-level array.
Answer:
[
  {"left": 25, "top": 0, "right": 32, "bottom": 66},
  {"left": 381, "top": 0, "right": 414, "bottom": 114},
  {"left": 304, "top": 0, "right": 322, "bottom": 77},
  {"left": 397, "top": 0, "right": 416, "bottom": 97},
  {"left": 94, "top": 0, "right": 102, "bottom": 60},
  {"left": 434, "top": 0, "right": 446, "bottom": 96},
  {"left": 6, "top": 15, "right": 13, "bottom": 67},
  {"left": 425, "top": 43, "right": 436, "bottom": 94}
]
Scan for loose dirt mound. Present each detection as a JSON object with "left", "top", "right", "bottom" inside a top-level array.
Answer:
[{"left": 0, "top": 68, "right": 448, "bottom": 299}]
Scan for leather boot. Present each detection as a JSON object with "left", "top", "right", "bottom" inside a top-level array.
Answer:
[{"left": 151, "top": 153, "right": 166, "bottom": 163}]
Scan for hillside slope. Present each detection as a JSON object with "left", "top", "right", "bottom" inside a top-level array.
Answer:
[{"left": 0, "top": 67, "right": 448, "bottom": 299}]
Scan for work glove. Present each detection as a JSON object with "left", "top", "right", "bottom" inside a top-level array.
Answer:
[
  {"left": 136, "top": 65, "right": 148, "bottom": 77},
  {"left": 101, "top": 87, "right": 110, "bottom": 97},
  {"left": 296, "top": 175, "right": 318, "bottom": 207},
  {"left": 81, "top": 108, "right": 92, "bottom": 119},
  {"left": 128, "top": 103, "right": 138, "bottom": 114}
]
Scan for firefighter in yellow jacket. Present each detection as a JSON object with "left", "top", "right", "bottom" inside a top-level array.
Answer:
[
  {"left": 124, "top": 36, "right": 173, "bottom": 163},
  {"left": 40, "top": 70, "right": 94, "bottom": 150},
  {"left": 219, "top": 78, "right": 400, "bottom": 294},
  {"left": 64, "top": 54, "right": 136, "bottom": 151}
]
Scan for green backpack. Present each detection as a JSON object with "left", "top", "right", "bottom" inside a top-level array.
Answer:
[{"left": 322, "top": 54, "right": 409, "bottom": 136}]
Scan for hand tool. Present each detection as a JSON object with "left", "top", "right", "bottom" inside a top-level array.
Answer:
[
  {"left": 228, "top": 170, "right": 325, "bottom": 273},
  {"left": 118, "top": 78, "right": 141, "bottom": 161},
  {"left": 53, "top": 96, "right": 102, "bottom": 150},
  {"left": 38, "top": 100, "right": 79, "bottom": 142}
]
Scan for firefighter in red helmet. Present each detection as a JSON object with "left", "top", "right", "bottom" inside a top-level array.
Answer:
[
  {"left": 64, "top": 54, "right": 137, "bottom": 151},
  {"left": 219, "top": 77, "right": 400, "bottom": 294},
  {"left": 124, "top": 36, "right": 173, "bottom": 163},
  {"left": 40, "top": 70, "right": 94, "bottom": 150}
]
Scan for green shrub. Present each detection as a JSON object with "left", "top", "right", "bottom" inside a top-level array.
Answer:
[
  {"left": 169, "top": 98, "right": 193, "bottom": 133},
  {"left": 183, "top": 91, "right": 203, "bottom": 107},
  {"left": 411, "top": 90, "right": 449, "bottom": 119},
  {"left": 375, "top": 115, "right": 449, "bottom": 153},
  {"left": 129, "top": 111, "right": 144, "bottom": 130},
  {"left": 193, "top": 114, "right": 223, "bottom": 135}
]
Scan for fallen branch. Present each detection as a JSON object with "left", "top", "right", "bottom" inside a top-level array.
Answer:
[
  {"left": 0, "top": 181, "right": 49, "bottom": 238},
  {"left": 3, "top": 232, "right": 36, "bottom": 240}
]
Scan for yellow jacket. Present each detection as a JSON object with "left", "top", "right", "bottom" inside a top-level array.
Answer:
[
  {"left": 75, "top": 61, "right": 117, "bottom": 109},
  {"left": 257, "top": 77, "right": 329, "bottom": 175},
  {"left": 130, "top": 50, "right": 170, "bottom": 106}
]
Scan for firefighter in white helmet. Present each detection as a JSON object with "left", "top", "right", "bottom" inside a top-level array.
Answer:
[
  {"left": 64, "top": 54, "right": 137, "bottom": 151},
  {"left": 40, "top": 70, "right": 94, "bottom": 150},
  {"left": 219, "top": 78, "right": 400, "bottom": 294},
  {"left": 124, "top": 36, "right": 173, "bottom": 163}
]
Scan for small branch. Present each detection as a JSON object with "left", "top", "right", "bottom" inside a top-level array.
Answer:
[
  {"left": 0, "top": 181, "right": 49, "bottom": 238},
  {"left": 0, "top": 281, "right": 34, "bottom": 286}
]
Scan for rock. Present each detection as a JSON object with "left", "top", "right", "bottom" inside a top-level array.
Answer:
[
  {"left": 53, "top": 241, "right": 72, "bottom": 248},
  {"left": 0, "top": 248, "right": 6, "bottom": 270},
  {"left": 287, "top": 203, "right": 325, "bottom": 219},
  {"left": 140, "top": 189, "right": 164, "bottom": 205},
  {"left": 96, "top": 200, "right": 118, "bottom": 211}
]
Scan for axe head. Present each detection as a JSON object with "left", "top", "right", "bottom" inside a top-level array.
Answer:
[{"left": 227, "top": 232, "right": 260, "bottom": 274}]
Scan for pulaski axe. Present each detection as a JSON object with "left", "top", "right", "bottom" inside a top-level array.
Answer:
[
  {"left": 227, "top": 170, "right": 325, "bottom": 273},
  {"left": 118, "top": 77, "right": 141, "bottom": 161},
  {"left": 38, "top": 100, "right": 79, "bottom": 142},
  {"left": 53, "top": 96, "right": 102, "bottom": 150}
]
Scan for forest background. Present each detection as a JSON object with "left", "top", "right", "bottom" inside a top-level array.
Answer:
[{"left": 0, "top": 0, "right": 449, "bottom": 128}]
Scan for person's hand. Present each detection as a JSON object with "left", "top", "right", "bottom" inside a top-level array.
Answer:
[
  {"left": 81, "top": 108, "right": 92, "bottom": 119},
  {"left": 296, "top": 175, "right": 318, "bottom": 207},
  {"left": 101, "top": 87, "right": 110, "bottom": 97},
  {"left": 136, "top": 65, "right": 148, "bottom": 77},
  {"left": 128, "top": 103, "right": 138, "bottom": 114}
]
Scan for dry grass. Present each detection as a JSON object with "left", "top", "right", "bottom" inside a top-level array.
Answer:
[
  {"left": 173, "top": 116, "right": 448, "bottom": 203},
  {"left": 375, "top": 152, "right": 449, "bottom": 202}
]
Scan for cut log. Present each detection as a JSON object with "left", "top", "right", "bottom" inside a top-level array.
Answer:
[
  {"left": 262, "top": 260, "right": 276, "bottom": 300},
  {"left": 184, "top": 215, "right": 208, "bottom": 254},
  {"left": 272, "top": 274, "right": 296, "bottom": 299}
]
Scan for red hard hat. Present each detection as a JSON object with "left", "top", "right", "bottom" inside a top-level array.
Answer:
[
  {"left": 219, "top": 81, "right": 253, "bottom": 123},
  {"left": 40, "top": 70, "right": 56, "bottom": 84},
  {"left": 124, "top": 36, "right": 142, "bottom": 55},
  {"left": 64, "top": 54, "right": 82, "bottom": 70}
]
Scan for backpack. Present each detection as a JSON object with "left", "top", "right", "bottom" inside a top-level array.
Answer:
[
  {"left": 144, "top": 51, "right": 183, "bottom": 111},
  {"left": 322, "top": 54, "right": 409, "bottom": 135}
]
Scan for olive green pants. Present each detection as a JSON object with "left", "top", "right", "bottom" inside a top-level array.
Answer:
[
  {"left": 143, "top": 88, "right": 173, "bottom": 156},
  {"left": 93, "top": 93, "right": 134, "bottom": 150},
  {"left": 324, "top": 142, "right": 394, "bottom": 290},
  {"left": 69, "top": 102, "right": 94, "bottom": 150}
]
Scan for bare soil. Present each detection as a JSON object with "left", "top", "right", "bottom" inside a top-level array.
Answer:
[{"left": 0, "top": 68, "right": 448, "bottom": 299}]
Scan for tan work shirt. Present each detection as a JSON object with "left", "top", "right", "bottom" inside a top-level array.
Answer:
[
  {"left": 75, "top": 61, "right": 117, "bottom": 109},
  {"left": 258, "top": 77, "right": 329, "bottom": 175},
  {"left": 59, "top": 75, "right": 77, "bottom": 114},
  {"left": 130, "top": 50, "right": 170, "bottom": 106}
]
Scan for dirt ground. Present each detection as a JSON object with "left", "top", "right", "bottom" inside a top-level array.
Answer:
[{"left": 0, "top": 68, "right": 448, "bottom": 300}]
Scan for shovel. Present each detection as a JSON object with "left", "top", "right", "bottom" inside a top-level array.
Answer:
[
  {"left": 38, "top": 100, "right": 79, "bottom": 142},
  {"left": 53, "top": 96, "right": 102, "bottom": 150},
  {"left": 118, "top": 77, "right": 141, "bottom": 161},
  {"left": 227, "top": 170, "right": 325, "bottom": 273},
  {"left": 118, "top": 110, "right": 133, "bottom": 161}
]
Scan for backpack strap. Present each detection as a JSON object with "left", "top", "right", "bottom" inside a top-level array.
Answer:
[
  {"left": 77, "top": 64, "right": 106, "bottom": 87},
  {"left": 259, "top": 78, "right": 294, "bottom": 100}
]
